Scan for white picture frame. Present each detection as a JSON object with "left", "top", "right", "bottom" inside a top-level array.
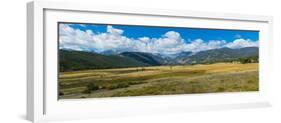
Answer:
[{"left": 27, "top": 0, "right": 273, "bottom": 122}]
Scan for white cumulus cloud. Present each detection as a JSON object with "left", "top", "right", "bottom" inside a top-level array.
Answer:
[
  {"left": 185, "top": 39, "right": 227, "bottom": 52},
  {"left": 225, "top": 38, "right": 259, "bottom": 49},
  {"left": 225, "top": 39, "right": 259, "bottom": 49},
  {"left": 59, "top": 24, "right": 259, "bottom": 55}
]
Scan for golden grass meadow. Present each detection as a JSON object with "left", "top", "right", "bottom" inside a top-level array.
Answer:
[{"left": 59, "top": 63, "right": 258, "bottom": 99}]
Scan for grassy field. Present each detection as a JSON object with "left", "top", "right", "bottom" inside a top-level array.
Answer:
[{"left": 59, "top": 63, "right": 258, "bottom": 99}]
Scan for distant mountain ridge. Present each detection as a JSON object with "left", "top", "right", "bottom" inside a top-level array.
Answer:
[
  {"left": 59, "top": 47, "right": 258, "bottom": 71},
  {"left": 119, "top": 52, "right": 165, "bottom": 66},
  {"left": 177, "top": 47, "right": 258, "bottom": 64}
]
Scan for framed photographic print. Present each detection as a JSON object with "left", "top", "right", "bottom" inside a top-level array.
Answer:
[
  {"left": 58, "top": 22, "right": 261, "bottom": 99},
  {"left": 27, "top": 0, "right": 273, "bottom": 122}
]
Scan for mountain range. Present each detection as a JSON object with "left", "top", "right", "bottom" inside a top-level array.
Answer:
[
  {"left": 59, "top": 47, "right": 258, "bottom": 72},
  {"left": 177, "top": 47, "right": 258, "bottom": 64}
]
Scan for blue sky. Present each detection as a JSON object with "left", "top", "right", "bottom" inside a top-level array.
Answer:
[
  {"left": 59, "top": 23, "right": 259, "bottom": 55},
  {"left": 68, "top": 23, "right": 258, "bottom": 43}
]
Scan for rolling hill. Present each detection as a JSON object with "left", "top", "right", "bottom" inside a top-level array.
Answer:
[{"left": 59, "top": 50, "right": 148, "bottom": 72}]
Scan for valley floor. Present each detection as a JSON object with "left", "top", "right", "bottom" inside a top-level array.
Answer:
[{"left": 59, "top": 63, "right": 258, "bottom": 99}]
